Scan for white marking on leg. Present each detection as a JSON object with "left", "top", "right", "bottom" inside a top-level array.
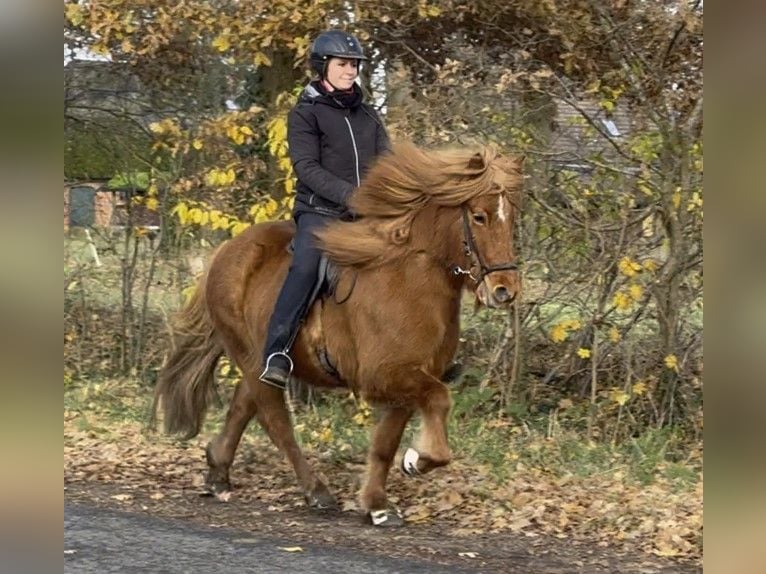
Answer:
[
  {"left": 370, "top": 509, "right": 390, "bottom": 525},
  {"left": 497, "top": 195, "right": 507, "bottom": 222},
  {"left": 403, "top": 447, "right": 420, "bottom": 475}
]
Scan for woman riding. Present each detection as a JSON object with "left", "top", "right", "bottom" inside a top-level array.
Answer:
[{"left": 259, "top": 29, "right": 390, "bottom": 389}]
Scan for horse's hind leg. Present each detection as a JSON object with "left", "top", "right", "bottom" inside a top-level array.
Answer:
[
  {"left": 205, "top": 377, "right": 258, "bottom": 494},
  {"left": 359, "top": 406, "right": 413, "bottom": 526},
  {"left": 251, "top": 382, "right": 337, "bottom": 510}
]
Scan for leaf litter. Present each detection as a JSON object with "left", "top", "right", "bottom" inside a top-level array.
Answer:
[{"left": 65, "top": 407, "right": 701, "bottom": 570}]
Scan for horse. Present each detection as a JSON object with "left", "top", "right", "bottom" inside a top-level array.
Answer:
[{"left": 152, "top": 142, "right": 523, "bottom": 526}]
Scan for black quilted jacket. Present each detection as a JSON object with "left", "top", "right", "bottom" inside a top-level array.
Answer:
[{"left": 287, "top": 81, "right": 389, "bottom": 217}]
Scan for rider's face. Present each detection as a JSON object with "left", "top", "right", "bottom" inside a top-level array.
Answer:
[{"left": 325, "top": 58, "right": 359, "bottom": 91}]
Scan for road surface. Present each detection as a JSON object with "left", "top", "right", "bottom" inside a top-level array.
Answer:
[{"left": 65, "top": 502, "right": 470, "bottom": 574}]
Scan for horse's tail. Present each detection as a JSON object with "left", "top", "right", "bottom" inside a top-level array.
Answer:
[{"left": 151, "top": 264, "right": 223, "bottom": 439}]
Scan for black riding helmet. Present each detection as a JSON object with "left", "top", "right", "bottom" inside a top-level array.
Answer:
[{"left": 309, "top": 30, "right": 368, "bottom": 79}]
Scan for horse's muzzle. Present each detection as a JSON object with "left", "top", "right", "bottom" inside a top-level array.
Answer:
[{"left": 477, "top": 276, "right": 519, "bottom": 308}]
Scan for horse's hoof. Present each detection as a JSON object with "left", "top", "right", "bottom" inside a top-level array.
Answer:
[
  {"left": 368, "top": 508, "right": 404, "bottom": 527},
  {"left": 201, "top": 479, "right": 232, "bottom": 498},
  {"left": 305, "top": 490, "right": 339, "bottom": 511},
  {"left": 401, "top": 447, "right": 421, "bottom": 477}
]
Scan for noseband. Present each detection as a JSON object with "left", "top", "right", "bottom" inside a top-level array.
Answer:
[{"left": 451, "top": 206, "right": 518, "bottom": 283}]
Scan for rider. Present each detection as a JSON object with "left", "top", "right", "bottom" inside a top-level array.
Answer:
[{"left": 259, "top": 29, "right": 390, "bottom": 389}]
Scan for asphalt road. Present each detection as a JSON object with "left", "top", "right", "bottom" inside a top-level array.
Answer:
[{"left": 64, "top": 503, "right": 470, "bottom": 574}]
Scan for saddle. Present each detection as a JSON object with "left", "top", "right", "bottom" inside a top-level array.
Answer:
[
  {"left": 286, "top": 239, "right": 353, "bottom": 381},
  {"left": 286, "top": 239, "right": 346, "bottom": 306}
]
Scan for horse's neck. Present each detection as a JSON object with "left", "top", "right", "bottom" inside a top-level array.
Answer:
[{"left": 410, "top": 204, "right": 465, "bottom": 280}]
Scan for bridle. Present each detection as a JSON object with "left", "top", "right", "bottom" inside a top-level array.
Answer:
[{"left": 450, "top": 205, "right": 519, "bottom": 284}]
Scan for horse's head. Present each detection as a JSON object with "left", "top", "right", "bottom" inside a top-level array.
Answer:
[{"left": 456, "top": 153, "right": 523, "bottom": 308}]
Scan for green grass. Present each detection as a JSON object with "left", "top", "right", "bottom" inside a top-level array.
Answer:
[{"left": 65, "top": 377, "right": 700, "bottom": 493}]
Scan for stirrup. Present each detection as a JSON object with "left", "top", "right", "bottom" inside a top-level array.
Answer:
[
  {"left": 258, "top": 351, "right": 294, "bottom": 390},
  {"left": 265, "top": 351, "right": 294, "bottom": 373}
]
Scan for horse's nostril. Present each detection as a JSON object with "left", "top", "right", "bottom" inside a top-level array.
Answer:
[{"left": 493, "top": 285, "right": 510, "bottom": 303}]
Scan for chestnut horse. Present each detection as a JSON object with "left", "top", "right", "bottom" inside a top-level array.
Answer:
[{"left": 152, "top": 142, "right": 523, "bottom": 526}]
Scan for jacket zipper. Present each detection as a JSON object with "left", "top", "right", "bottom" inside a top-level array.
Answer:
[{"left": 344, "top": 116, "right": 361, "bottom": 186}]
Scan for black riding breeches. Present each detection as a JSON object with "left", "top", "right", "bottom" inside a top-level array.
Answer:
[{"left": 262, "top": 212, "right": 331, "bottom": 361}]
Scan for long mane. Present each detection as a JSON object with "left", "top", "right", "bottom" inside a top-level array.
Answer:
[{"left": 316, "top": 142, "right": 522, "bottom": 268}]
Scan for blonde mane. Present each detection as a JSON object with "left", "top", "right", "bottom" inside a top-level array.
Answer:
[{"left": 317, "top": 142, "right": 522, "bottom": 268}]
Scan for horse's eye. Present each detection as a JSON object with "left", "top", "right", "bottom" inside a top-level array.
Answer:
[{"left": 472, "top": 212, "right": 487, "bottom": 225}]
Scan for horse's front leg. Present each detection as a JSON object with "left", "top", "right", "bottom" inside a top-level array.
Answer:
[
  {"left": 400, "top": 371, "right": 452, "bottom": 477},
  {"left": 360, "top": 406, "right": 413, "bottom": 527}
]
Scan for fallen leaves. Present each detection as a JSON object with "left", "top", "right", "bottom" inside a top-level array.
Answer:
[
  {"left": 435, "top": 489, "right": 463, "bottom": 513},
  {"left": 64, "top": 407, "right": 702, "bottom": 565}
]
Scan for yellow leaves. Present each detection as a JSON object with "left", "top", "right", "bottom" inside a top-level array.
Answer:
[
  {"left": 576, "top": 348, "right": 591, "bottom": 359},
  {"left": 121, "top": 38, "right": 134, "bottom": 54},
  {"left": 608, "top": 327, "right": 621, "bottom": 343},
  {"left": 672, "top": 190, "right": 682, "bottom": 210},
  {"left": 687, "top": 191, "right": 703, "bottom": 212},
  {"left": 250, "top": 198, "right": 279, "bottom": 224},
  {"left": 550, "top": 324, "right": 568, "bottom": 343},
  {"left": 632, "top": 381, "right": 648, "bottom": 396},
  {"left": 174, "top": 199, "right": 251, "bottom": 237},
  {"left": 192, "top": 139, "right": 203, "bottom": 150},
  {"left": 549, "top": 319, "right": 581, "bottom": 343},
  {"left": 612, "top": 291, "right": 633, "bottom": 311},
  {"left": 226, "top": 125, "right": 254, "bottom": 145},
  {"left": 91, "top": 43, "right": 111, "bottom": 57},
  {"left": 172, "top": 201, "right": 189, "bottom": 223},
  {"left": 352, "top": 399, "right": 372, "bottom": 426},
  {"left": 254, "top": 52, "right": 272, "bottom": 67},
  {"left": 664, "top": 354, "right": 679, "bottom": 372},
  {"left": 618, "top": 257, "right": 642, "bottom": 277},
  {"left": 267, "top": 117, "right": 288, "bottom": 157},
  {"left": 288, "top": 34, "right": 310, "bottom": 58},
  {"left": 628, "top": 284, "right": 643, "bottom": 300},
  {"left": 230, "top": 221, "right": 251, "bottom": 237},
  {"left": 188, "top": 208, "right": 208, "bottom": 226},
  {"left": 145, "top": 197, "right": 159, "bottom": 211},
  {"left": 638, "top": 183, "right": 654, "bottom": 197},
  {"left": 212, "top": 34, "right": 231, "bottom": 52},
  {"left": 612, "top": 282, "right": 644, "bottom": 312},
  {"left": 609, "top": 388, "right": 630, "bottom": 406},
  {"left": 417, "top": 2, "right": 442, "bottom": 17},
  {"left": 599, "top": 99, "right": 615, "bottom": 113},
  {"left": 318, "top": 426, "right": 333, "bottom": 444},
  {"left": 66, "top": 3, "right": 84, "bottom": 26},
  {"left": 207, "top": 210, "right": 226, "bottom": 231},
  {"left": 281, "top": 195, "right": 295, "bottom": 214},
  {"left": 267, "top": 113, "right": 294, "bottom": 196},
  {"left": 204, "top": 168, "right": 236, "bottom": 188},
  {"left": 149, "top": 118, "right": 182, "bottom": 137}
]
